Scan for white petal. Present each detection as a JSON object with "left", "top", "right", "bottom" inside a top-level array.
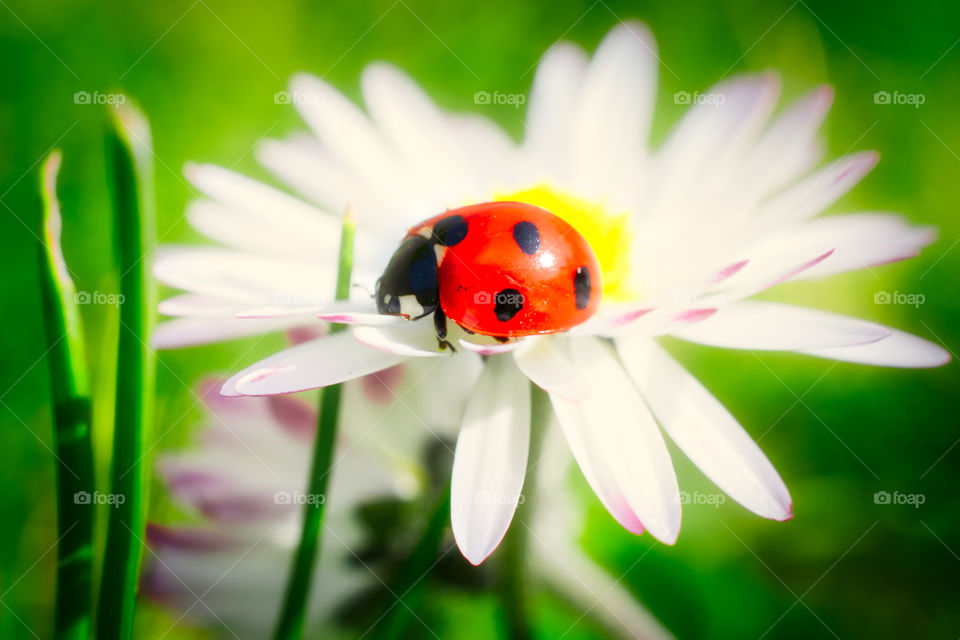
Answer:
[
  {"left": 618, "top": 338, "right": 792, "bottom": 520},
  {"left": 524, "top": 42, "right": 588, "bottom": 182},
  {"left": 550, "top": 337, "right": 680, "bottom": 542},
  {"left": 352, "top": 320, "right": 445, "bottom": 358},
  {"left": 256, "top": 136, "right": 388, "bottom": 220},
  {"left": 221, "top": 332, "right": 406, "bottom": 396},
  {"left": 158, "top": 294, "right": 243, "bottom": 317},
  {"left": 757, "top": 213, "right": 937, "bottom": 281},
  {"left": 361, "top": 64, "right": 475, "bottom": 200},
  {"left": 803, "top": 328, "right": 951, "bottom": 368},
  {"left": 154, "top": 247, "right": 339, "bottom": 306},
  {"left": 512, "top": 336, "right": 589, "bottom": 401},
  {"left": 451, "top": 356, "right": 531, "bottom": 565},
  {"left": 153, "top": 316, "right": 305, "bottom": 349},
  {"left": 708, "top": 249, "right": 835, "bottom": 301},
  {"left": 185, "top": 163, "right": 339, "bottom": 236},
  {"left": 645, "top": 74, "right": 780, "bottom": 226},
  {"left": 235, "top": 300, "right": 399, "bottom": 325},
  {"left": 758, "top": 151, "right": 878, "bottom": 224},
  {"left": 743, "top": 86, "right": 833, "bottom": 198},
  {"left": 672, "top": 301, "right": 891, "bottom": 350},
  {"left": 457, "top": 338, "right": 522, "bottom": 355},
  {"left": 289, "top": 74, "right": 409, "bottom": 205},
  {"left": 570, "top": 21, "right": 657, "bottom": 199}
]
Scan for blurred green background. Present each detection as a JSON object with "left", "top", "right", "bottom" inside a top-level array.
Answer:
[{"left": 2, "top": 0, "right": 959, "bottom": 637}]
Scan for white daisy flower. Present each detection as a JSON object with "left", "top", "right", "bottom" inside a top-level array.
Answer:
[
  {"left": 145, "top": 375, "right": 669, "bottom": 640},
  {"left": 156, "top": 22, "right": 949, "bottom": 565}
]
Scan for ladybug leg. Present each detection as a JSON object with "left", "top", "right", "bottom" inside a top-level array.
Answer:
[{"left": 434, "top": 309, "right": 457, "bottom": 353}]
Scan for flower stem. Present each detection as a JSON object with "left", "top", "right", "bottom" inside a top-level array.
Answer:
[
  {"left": 273, "top": 208, "right": 355, "bottom": 640},
  {"left": 38, "top": 151, "right": 96, "bottom": 640},
  {"left": 500, "top": 384, "right": 551, "bottom": 640},
  {"left": 97, "top": 101, "right": 156, "bottom": 640}
]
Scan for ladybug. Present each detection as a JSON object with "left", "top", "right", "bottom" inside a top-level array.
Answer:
[{"left": 375, "top": 201, "right": 601, "bottom": 348}]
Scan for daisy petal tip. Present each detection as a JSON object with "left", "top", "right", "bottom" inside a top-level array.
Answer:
[
  {"left": 458, "top": 541, "right": 495, "bottom": 567},
  {"left": 217, "top": 380, "right": 241, "bottom": 397},
  {"left": 814, "top": 84, "right": 836, "bottom": 106},
  {"left": 458, "top": 338, "right": 521, "bottom": 355}
]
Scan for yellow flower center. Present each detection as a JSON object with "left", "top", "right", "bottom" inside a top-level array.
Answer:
[{"left": 495, "top": 185, "right": 635, "bottom": 300}]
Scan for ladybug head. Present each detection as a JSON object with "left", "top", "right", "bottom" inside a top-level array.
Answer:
[{"left": 374, "top": 235, "right": 439, "bottom": 320}]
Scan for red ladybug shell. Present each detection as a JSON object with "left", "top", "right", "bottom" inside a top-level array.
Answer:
[{"left": 407, "top": 201, "right": 601, "bottom": 337}]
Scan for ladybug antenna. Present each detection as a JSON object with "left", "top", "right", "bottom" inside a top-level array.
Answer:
[{"left": 353, "top": 282, "right": 374, "bottom": 299}]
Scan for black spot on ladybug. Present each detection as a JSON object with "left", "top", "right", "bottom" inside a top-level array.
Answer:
[
  {"left": 432, "top": 215, "right": 468, "bottom": 247},
  {"left": 573, "top": 266, "right": 591, "bottom": 310},
  {"left": 494, "top": 288, "right": 524, "bottom": 322},
  {"left": 512, "top": 220, "right": 540, "bottom": 255}
]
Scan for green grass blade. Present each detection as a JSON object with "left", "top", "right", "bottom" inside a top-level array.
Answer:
[
  {"left": 38, "top": 150, "right": 96, "bottom": 640},
  {"left": 273, "top": 208, "right": 355, "bottom": 640},
  {"left": 96, "top": 100, "right": 156, "bottom": 640}
]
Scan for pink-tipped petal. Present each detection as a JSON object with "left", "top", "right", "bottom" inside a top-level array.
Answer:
[
  {"left": 672, "top": 301, "right": 891, "bottom": 350},
  {"left": 803, "top": 328, "right": 951, "bottom": 368},
  {"left": 618, "top": 338, "right": 793, "bottom": 521},
  {"left": 549, "top": 337, "right": 680, "bottom": 543},
  {"left": 221, "top": 332, "right": 406, "bottom": 396},
  {"left": 451, "top": 356, "right": 531, "bottom": 565},
  {"left": 756, "top": 213, "right": 938, "bottom": 282},
  {"left": 758, "top": 151, "right": 879, "bottom": 224}
]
